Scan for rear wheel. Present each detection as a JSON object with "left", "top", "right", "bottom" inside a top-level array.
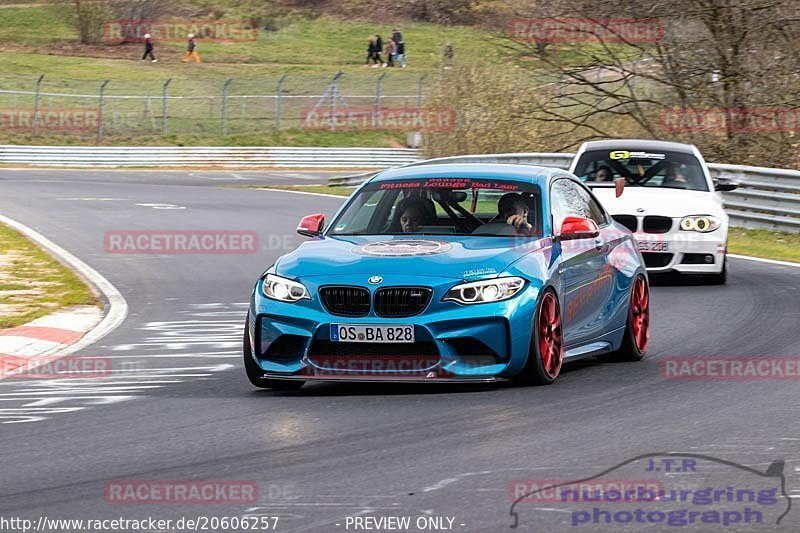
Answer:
[
  {"left": 516, "top": 290, "right": 563, "bottom": 386},
  {"left": 243, "top": 317, "right": 304, "bottom": 390},
  {"left": 601, "top": 274, "right": 649, "bottom": 362}
]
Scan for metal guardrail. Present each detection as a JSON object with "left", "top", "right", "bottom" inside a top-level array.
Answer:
[
  {"left": 329, "top": 152, "right": 800, "bottom": 232},
  {"left": 0, "top": 145, "right": 420, "bottom": 169}
]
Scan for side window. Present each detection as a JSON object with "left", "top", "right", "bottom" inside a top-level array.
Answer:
[{"left": 551, "top": 179, "right": 606, "bottom": 230}]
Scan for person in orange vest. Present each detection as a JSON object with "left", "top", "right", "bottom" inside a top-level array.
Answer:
[{"left": 181, "top": 34, "right": 200, "bottom": 63}]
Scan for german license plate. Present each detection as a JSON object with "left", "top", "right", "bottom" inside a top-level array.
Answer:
[
  {"left": 330, "top": 324, "right": 415, "bottom": 343},
  {"left": 637, "top": 240, "right": 670, "bottom": 252}
]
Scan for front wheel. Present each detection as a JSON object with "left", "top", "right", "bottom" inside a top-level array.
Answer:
[
  {"left": 601, "top": 274, "right": 650, "bottom": 362},
  {"left": 243, "top": 317, "right": 305, "bottom": 390},
  {"left": 515, "top": 289, "right": 564, "bottom": 386},
  {"left": 703, "top": 256, "right": 727, "bottom": 285}
]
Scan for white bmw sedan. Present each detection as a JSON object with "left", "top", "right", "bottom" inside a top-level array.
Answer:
[{"left": 569, "top": 139, "right": 737, "bottom": 284}]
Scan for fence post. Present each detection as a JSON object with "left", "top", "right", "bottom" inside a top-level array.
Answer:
[
  {"left": 275, "top": 74, "right": 286, "bottom": 130},
  {"left": 221, "top": 78, "right": 233, "bottom": 136},
  {"left": 330, "top": 71, "right": 344, "bottom": 131},
  {"left": 417, "top": 74, "right": 427, "bottom": 110},
  {"left": 33, "top": 75, "right": 44, "bottom": 136},
  {"left": 375, "top": 72, "right": 387, "bottom": 128},
  {"left": 97, "top": 80, "right": 109, "bottom": 142},
  {"left": 161, "top": 78, "right": 171, "bottom": 135}
]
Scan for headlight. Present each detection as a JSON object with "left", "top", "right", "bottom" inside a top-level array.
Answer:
[
  {"left": 261, "top": 274, "right": 310, "bottom": 302},
  {"left": 443, "top": 277, "right": 526, "bottom": 305},
  {"left": 679, "top": 215, "right": 720, "bottom": 233}
]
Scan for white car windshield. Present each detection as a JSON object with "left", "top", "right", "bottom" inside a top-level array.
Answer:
[{"left": 573, "top": 149, "right": 709, "bottom": 192}]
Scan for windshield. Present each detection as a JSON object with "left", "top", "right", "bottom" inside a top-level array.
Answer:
[
  {"left": 329, "top": 177, "right": 542, "bottom": 237},
  {"left": 573, "top": 149, "right": 709, "bottom": 192}
]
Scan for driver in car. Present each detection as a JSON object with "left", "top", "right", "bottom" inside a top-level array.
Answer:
[
  {"left": 472, "top": 193, "right": 534, "bottom": 235},
  {"left": 499, "top": 193, "right": 533, "bottom": 232},
  {"left": 663, "top": 164, "right": 689, "bottom": 187}
]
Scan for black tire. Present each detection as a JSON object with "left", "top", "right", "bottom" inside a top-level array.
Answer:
[
  {"left": 515, "top": 289, "right": 563, "bottom": 386},
  {"left": 243, "top": 317, "right": 305, "bottom": 390},
  {"left": 704, "top": 256, "right": 727, "bottom": 285},
  {"left": 600, "top": 274, "right": 649, "bottom": 362}
]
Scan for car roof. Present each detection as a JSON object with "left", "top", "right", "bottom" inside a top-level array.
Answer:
[
  {"left": 367, "top": 163, "right": 567, "bottom": 185},
  {"left": 579, "top": 139, "right": 697, "bottom": 154}
]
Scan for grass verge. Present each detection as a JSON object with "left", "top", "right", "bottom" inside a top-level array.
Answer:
[
  {"left": 728, "top": 227, "right": 800, "bottom": 264},
  {"left": 267, "top": 184, "right": 354, "bottom": 196},
  {"left": 0, "top": 221, "right": 97, "bottom": 329}
]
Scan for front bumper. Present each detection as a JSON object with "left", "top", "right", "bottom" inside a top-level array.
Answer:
[
  {"left": 248, "top": 275, "right": 540, "bottom": 382},
  {"left": 633, "top": 229, "right": 727, "bottom": 274}
]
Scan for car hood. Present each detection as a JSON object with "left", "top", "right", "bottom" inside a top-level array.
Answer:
[
  {"left": 275, "top": 235, "right": 544, "bottom": 281},
  {"left": 592, "top": 187, "right": 725, "bottom": 217}
]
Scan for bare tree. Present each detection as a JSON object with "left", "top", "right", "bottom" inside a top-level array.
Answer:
[{"left": 499, "top": 0, "right": 800, "bottom": 165}]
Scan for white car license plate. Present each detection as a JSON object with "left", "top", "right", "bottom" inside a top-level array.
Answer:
[
  {"left": 637, "top": 240, "right": 670, "bottom": 252},
  {"left": 330, "top": 324, "right": 415, "bottom": 343}
]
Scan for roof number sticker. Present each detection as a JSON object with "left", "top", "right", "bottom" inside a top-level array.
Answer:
[{"left": 609, "top": 150, "right": 666, "bottom": 160}]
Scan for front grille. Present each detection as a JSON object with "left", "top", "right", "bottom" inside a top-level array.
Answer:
[
  {"left": 262, "top": 334, "right": 308, "bottom": 361},
  {"left": 374, "top": 287, "right": 432, "bottom": 317},
  {"left": 612, "top": 215, "right": 638, "bottom": 232},
  {"left": 320, "top": 286, "right": 371, "bottom": 317},
  {"left": 642, "top": 252, "right": 674, "bottom": 268},
  {"left": 308, "top": 339, "right": 439, "bottom": 358},
  {"left": 643, "top": 216, "right": 672, "bottom": 234}
]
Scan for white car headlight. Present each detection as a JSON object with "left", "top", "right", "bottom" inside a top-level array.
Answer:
[
  {"left": 679, "top": 215, "right": 720, "bottom": 233},
  {"left": 443, "top": 277, "right": 525, "bottom": 305},
  {"left": 261, "top": 274, "right": 310, "bottom": 302}
]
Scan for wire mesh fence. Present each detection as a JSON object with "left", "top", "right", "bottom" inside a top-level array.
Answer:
[{"left": 0, "top": 72, "right": 428, "bottom": 140}]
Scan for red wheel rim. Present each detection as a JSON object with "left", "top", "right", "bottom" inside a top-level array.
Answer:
[
  {"left": 538, "top": 292, "right": 563, "bottom": 379},
  {"left": 631, "top": 276, "right": 650, "bottom": 352}
]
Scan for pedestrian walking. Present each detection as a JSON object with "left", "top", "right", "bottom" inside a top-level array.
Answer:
[
  {"left": 142, "top": 33, "right": 157, "bottom": 62},
  {"left": 394, "top": 32, "right": 406, "bottom": 68},
  {"left": 443, "top": 42, "right": 453, "bottom": 69},
  {"left": 384, "top": 38, "right": 396, "bottom": 67},
  {"left": 365, "top": 35, "right": 380, "bottom": 67},
  {"left": 375, "top": 34, "right": 384, "bottom": 65},
  {"left": 181, "top": 33, "right": 200, "bottom": 63}
]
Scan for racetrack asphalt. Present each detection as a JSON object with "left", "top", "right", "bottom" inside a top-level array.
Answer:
[{"left": 0, "top": 168, "right": 798, "bottom": 532}]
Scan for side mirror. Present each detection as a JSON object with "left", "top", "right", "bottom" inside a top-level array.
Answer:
[
  {"left": 297, "top": 214, "right": 325, "bottom": 237},
  {"left": 715, "top": 182, "right": 738, "bottom": 192},
  {"left": 557, "top": 216, "right": 600, "bottom": 241},
  {"left": 615, "top": 177, "right": 626, "bottom": 198}
]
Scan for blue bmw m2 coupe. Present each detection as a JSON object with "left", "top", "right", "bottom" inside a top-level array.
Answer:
[{"left": 245, "top": 164, "right": 649, "bottom": 389}]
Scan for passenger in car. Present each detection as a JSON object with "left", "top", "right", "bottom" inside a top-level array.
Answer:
[
  {"left": 391, "top": 197, "right": 436, "bottom": 233},
  {"left": 595, "top": 166, "right": 613, "bottom": 182}
]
